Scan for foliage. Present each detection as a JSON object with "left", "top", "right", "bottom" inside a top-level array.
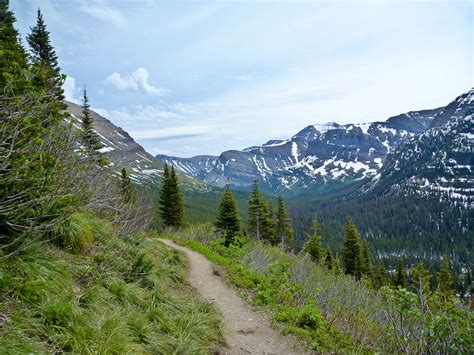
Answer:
[
  {"left": 170, "top": 232, "right": 473, "bottom": 353},
  {"left": 0, "top": 0, "right": 29, "bottom": 92},
  {"left": 0, "top": 223, "right": 224, "bottom": 353},
  {"left": 395, "top": 258, "right": 406, "bottom": 288},
  {"left": 289, "top": 192, "right": 473, "bottom": 268},
  {"left": 26, "top": 7, "right": 63, "bottom": 102},
  {"left": 80, "top": 88, "right": 104, "bottom": 161},
  {"left": 437, "top": 255, "right": 454, "bottom": 297},
  {"left": 324, "top": 250, "right": 333, "bottom": 270},
  {"left": 274, "top": 195, "right": 293, "bottom": 248},
  {"left": 381, "top": 287, "right": 473, "bottom": 353},
  {"left": 247, "top": 179, "right": 267, "bottom": 241},
  {"left": 341, "top": 219, "right": 362, "bottom": 278},
  {"left": 120, "top": 167, "right": 134, "bottom": 203},
  {"left": 360, "top": 240, "right": 373, "bottom": 278},
  {"left": 159, "top": 165, "right": 185, "bottom": 228},
  {"left": 373, "top": 262, "right": 388, "bottom": 289},
  {"left": 303, "top": 218, "right": 323, "bottom": 263},
  {"left": 51, "top": 212, "right": 96, "bottom": 253},
  {"left": 215, "top": 182, "right": 241, "bottom": 246}
]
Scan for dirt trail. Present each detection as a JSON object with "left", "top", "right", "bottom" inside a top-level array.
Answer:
[{"left": 159, "top": 239, "right": 308, "bottom": 355}]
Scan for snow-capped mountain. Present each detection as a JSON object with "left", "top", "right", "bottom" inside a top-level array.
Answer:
[
  {"left": 371, "top": 111, "right": 473, "bottom": 207},
  {"left": 156, "top": 89, "right": 473, "bottom": 198}
]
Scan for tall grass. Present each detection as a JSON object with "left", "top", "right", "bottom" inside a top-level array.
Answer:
[
  {"left": 51, "top": 212, "right": 95, "bottom": 253},
  {"left": 0, "top": 217, "right": 224, "bottom": 353}
]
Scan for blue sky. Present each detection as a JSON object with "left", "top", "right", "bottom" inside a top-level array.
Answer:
[{"left": 12, "top": 0, "right": 473, "bottom": 157}]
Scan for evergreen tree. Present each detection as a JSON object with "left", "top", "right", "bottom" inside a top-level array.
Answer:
[
  {"left": 259, "top": 201, "right": 275, "bottom": 244},
  {"left": 267, "top": 200, "right": 276, "bottom": 243},
  {"left": 324, "top": 250, "right": 334, "bottom": 270},
  {"left": 168, "top": 167, "right": 185, "bottom": 228},
  {"left": 374, "top": 262, "right": 388, "bottom": 289},
  {"left": 1, "top": 2, "right": 79, "bottom": 244},
  {"left": 26, "top": 8, "right": 64, "bottom": 101},
  {"left": 361, "top": 240, "right": 373, "bottom": 277},
  {"left": 304, "top": 217, "right": 323, "bottom": 263},
  {"left": 437, "top": 255, "right": 454, "bottom": 297},
  {"left": 215, "top": 180, "right": 241, "bottom": 246},
  {"left": 248, "top": 179, "right": 263, "bottom": 240},
  {"left": 274, "top": 196, "right": 293, "bottom": 248},
  {"left": 120, "top": 168, "right": 133, "bottom": 203},
  {"left": 341, "top": 219, "right": 362, "bottom": 278},
  {"left": 159, "top": 165, "right": 172, "bottom": 226},
  {"left": 410, "top": 262, "right": 432, "bottom": 303},
  {"left": 333, "top": 257, "right": 343, "bottom": 275},
  {"left": 0, "top": 0, "right": 29, "bottom": 92},
  {"left": 80, "top": 88, "right": 104, "bottom": 158},
  {"left": 395, "top": 259, "right": 406, "bottom": 288}
]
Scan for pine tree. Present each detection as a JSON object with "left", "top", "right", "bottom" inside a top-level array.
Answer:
[
  {"left": 267, "top": 200, "right": 276, "bottom": 243},
  {"left": 248, "top": 179, "right": 263, "bottom": 240},
  {"left": 361, "top": 240, "right": 373, "bottom": 277},
  {"left": 374, "top": 262, "right": 388, "bottom": 289},
  {"left": 120, "top": 168, "right": 133, "bottom": 203},
  {"left": 168, "top": 167, "right": 185, "bottom": 228},
  {"left": 304, "top": 217, "right": 323, "bottom": 263},
  {"left": 437, "top": 255, "right": 454, "bottom": 297},
  {"left": 80, "top": 88, "right": 104, "bottom": 158},
  {"left": 333, "top": 257, "right": 343, "bottom": 275},
  {"left": 159, "top": 165, "right": 172, "bottom": 226},
  {"left": 410, "top": 262, "right": 431, "bottom": 305},
  {"left": 274, "top": 196, "right": 293, "bottom": 248},
  {"left": 324, "top": 250, "right": 334, "bottom": 270},
  {"left": 26, "top": 8, "right": 64, "bottom": 101},
  {"left": 1, "top": 2, "right": 81, "bottom": 244},
  {"left": 395, "top": 259, "right": 406, "bottom": 288},
  {"left": 341, "top": 219, "right": 362, "bottom": 278},
  {"left": 259, "top": 201, "right": 275, "bottom": 244},
  {"left": 215, "top": 180, "right": 241, "bottom": 246},
  {"left": 0, "top": 0, "right": 29, "bottom": 92}
]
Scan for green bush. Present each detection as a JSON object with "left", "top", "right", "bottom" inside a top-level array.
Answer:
[{"left": 381, "top": 287, "right": 473, "bottom": 353}]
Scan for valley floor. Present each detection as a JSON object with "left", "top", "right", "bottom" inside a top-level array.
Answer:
[{"left": 159, "top": 239, "right": 307, "bottom": 354}]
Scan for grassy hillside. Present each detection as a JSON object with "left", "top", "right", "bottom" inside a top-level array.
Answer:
[
  {"left": 0, "top": 215, "right": 223, "bottom": 353},
  {"left": 164, "top": 225, "right": 473, "bottom": 353}
]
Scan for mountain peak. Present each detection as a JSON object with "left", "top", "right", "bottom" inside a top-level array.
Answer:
[{"left": 313, "top": 122, "right": 341, "bottom": 132}]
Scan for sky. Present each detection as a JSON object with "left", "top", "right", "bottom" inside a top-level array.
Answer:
[{"left": 12, "top": 0, "right": 474, "bottom": 157}]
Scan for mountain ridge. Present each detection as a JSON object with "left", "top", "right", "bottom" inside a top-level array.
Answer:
[
  {"left": 156, "top": 88, "right": 474, "bottom": 199},
  {"left": 66, "top": 101, "right": 209, "bottom": 193}
]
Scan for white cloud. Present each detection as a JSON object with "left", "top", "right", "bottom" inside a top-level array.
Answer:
[
  {"left": 130, "top": 125, "right": 215, "bottom": 140},
  {"left": 62, "top": 76, "right": 81, "bottom": 104},
  {"left": 81, "top": 3, "right": 125, "bottom": 26},
  {"left": 104, "top": 68, "right": 165, "bottom": 96},
  {"left": 224, "top": 74, "right": 254, "bottom": 81}
]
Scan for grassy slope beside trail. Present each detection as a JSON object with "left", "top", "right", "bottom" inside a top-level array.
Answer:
[
  {"left": 0, "top": 216, "right": 224, "bottom": 354},
  {"left": 164, "top": 225, "right": 473, "bottom": 354}
]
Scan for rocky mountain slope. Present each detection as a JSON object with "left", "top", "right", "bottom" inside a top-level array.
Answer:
[
  {"left": 156, "top": 89, "right": 474, "bottom": 201},
  {"left": 371, "top": 111, "right": 473, "bottom": 208},
  {"left": 66, "top": 102, "right": 207, "bottom": 192}
]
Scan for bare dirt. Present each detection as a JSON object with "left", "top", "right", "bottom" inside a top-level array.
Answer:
[{"left": 159, "top": 239, "right": 309, "bottom": 354}]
